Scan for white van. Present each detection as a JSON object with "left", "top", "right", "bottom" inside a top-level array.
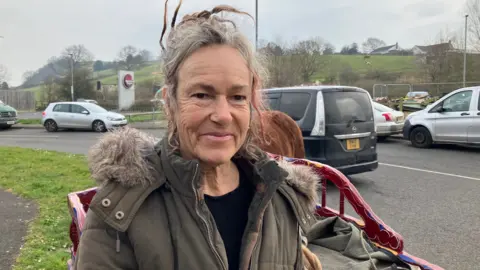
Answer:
[{"left": 402, "top": 86, "right": 480, "bottom": 148}]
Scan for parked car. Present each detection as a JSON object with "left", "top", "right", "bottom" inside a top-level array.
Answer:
[
  {"left": 41, "top": 102, "right": 128, "bottom": 132},
  {"left": 0, "top": 100, "right": 18, "bottom": 129},
  {"left": 372, "top": 101, "right": 405, "bottom": 141},
  {"left": 263, "top": 86, "right": 378, "bottom": 175},
  {"left": 403, "top": 86, "right": 480, "bottom": 148},
  {"left": 76, "top": 98, "right": 98, "bottom": 104}
]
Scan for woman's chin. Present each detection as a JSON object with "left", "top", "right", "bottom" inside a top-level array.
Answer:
[{"left": 197, "top": 148, "right": 237, "bottom": 166}]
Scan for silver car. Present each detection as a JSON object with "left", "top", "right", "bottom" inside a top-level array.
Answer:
[
  {"left": 41, "top": 102, "right": 128, "bottom": 132},
  {"left": 373, "top": 101, "right": 405, "bottom": 141},
  {"left": 403, "top": 86, "right": 480, "bottom": 148}
]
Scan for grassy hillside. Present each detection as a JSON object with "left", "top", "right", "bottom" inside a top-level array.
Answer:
[
  {"left": 325, "top": 55, "right": 416, "bottom": 74},
  {"left": 22, "top": 55, "right": 418, "bottom": 93}
]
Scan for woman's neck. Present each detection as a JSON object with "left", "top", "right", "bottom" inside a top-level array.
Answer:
[{"left": 201, "top": 160, "right": 240, "bottom": 197}]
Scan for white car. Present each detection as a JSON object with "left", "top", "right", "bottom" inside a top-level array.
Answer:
[
  {"left": 373, "top": 101, "right": 405, "bottom": 141},
  {"left": 403, "top": 86, "right": 480, "bottom": 148},
  {"left": 41, "top": 102, "right": 128, "bottom": 132}
]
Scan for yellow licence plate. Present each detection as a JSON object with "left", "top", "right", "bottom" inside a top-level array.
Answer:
[{"left": 346, "top": 139, "right": 360, "bottom": 150}]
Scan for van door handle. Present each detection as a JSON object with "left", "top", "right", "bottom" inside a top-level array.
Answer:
[
  {"left": 461, "top": 113, "right": 470, "bottom": 116},
  {"left": 477, "top": 112, "right": 480, "bottom": 116}
]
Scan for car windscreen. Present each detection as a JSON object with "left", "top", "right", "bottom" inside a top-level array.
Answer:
[{"left": 324, "top": 90, "right": 374, "bottom": 125}]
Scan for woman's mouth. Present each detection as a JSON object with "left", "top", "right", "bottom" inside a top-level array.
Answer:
[{"left": 202, "top": 132, "right": 234, "bottom": 142}]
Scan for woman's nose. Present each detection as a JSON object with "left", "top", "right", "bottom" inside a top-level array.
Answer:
[{"left": 210, "top": 96, "right": 233, "bottom": 125}]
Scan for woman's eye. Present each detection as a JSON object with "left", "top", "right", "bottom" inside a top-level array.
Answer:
[
  {"left": 233, "top": 95, "right": 247, "bottom": 101},
  {"left": 192, "top": 93, "right": 208, "bottom": 99}
]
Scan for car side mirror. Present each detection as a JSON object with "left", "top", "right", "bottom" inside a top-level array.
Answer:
[{"left": 81, "top": 110, "right": 89, "bottom": 115}]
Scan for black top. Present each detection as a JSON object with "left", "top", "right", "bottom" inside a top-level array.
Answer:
[{"left": 204, "top": 166, "right": 255, "bottom": 270}]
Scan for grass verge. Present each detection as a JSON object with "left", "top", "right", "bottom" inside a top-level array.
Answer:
[
  {"left": 126, "top": 112, "right": 164, "bottom": 122},
  {"left": 0, "top": 147, "right": 92, "bottom": 269},
  {"left": 18, "top": 119, "right": 41, "bottom": 125},
  {"left": 17, "top": 112, "right": 164, "bottom": 125}
]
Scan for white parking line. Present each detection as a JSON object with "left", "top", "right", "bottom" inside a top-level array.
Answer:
[{"left": 379, "top": 162, "right": 480, "bottom": 181}]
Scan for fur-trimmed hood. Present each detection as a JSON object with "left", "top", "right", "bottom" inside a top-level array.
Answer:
[{"left": 88, "top": 127, "right": 320, "bottom": 209}]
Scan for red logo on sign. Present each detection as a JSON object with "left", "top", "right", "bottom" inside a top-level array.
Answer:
[{"left": 123, "top": 74, "right": 134, "bottom": 89}]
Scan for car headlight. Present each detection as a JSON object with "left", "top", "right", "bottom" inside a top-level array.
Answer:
[{"left": 107, "top": 117, "right": 115, "bottom": 121}]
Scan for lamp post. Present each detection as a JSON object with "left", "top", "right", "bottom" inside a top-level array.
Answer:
[
  {"left": 69, "top": 53, "right": 74, "bottom": 101},
  {"left": 463, "top": 14, "right": 468, "bottom": 88}
]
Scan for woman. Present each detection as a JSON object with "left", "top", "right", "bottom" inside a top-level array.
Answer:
[{"left": 75, "top": 3, "right": 321, "bottom": 270}]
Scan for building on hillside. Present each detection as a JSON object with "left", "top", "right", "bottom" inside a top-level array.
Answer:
[
  {"left": 370, "top": 43, "right": 402, "bottom": 55},
  {"left": 411, "top": 41, "right": 455, "bottom": 56}
]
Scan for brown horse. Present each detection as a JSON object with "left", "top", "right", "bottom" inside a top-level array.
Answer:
[{"left": 255, "top": 110, "right": 306, "bottom": 159}]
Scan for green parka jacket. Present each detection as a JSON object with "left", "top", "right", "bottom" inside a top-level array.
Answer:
[{"left": 74, "top": 127, "right": 320, "bottom": 270}]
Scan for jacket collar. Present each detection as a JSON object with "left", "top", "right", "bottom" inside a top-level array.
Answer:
[{"left": 87, "top": 127, "right": 320, "bottom": 231}]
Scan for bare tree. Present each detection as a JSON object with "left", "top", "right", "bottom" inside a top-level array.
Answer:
[
  {"left": 323, "top": 43, "right": 336, "bottom": 55},
  {"left": 0, "top": 64, "right": 9, "bottom": 83},
  {"left": 139, "top": 49, "right": 153, "bottom": 62},
  {"left": 416, "top": 31, "right": 461, "bottom": 82},
  {"left": 259, "top": 39, "right": 302, "bottom": 87},
  {"left": 362, "top": 37, "right": 387, "bottom": 54},
  {"left": 41, "top": 76, "right": 60, "bottom": 104},
  {"left": 61, "top": 44, "right": 94, "bottom": 67},
  {"left": 22, "top": 70, "right": 35, "bottom": 83},
  {"left": 117, "top": 45, "right": 139, "bottom": 70},
  {"left": 292, "top": 37, "right": 330, "bottom": 82}
]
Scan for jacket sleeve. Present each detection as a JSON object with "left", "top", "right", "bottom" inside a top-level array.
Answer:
[{"left": 74, "top": 209, "right": 137, "bottom": 270}]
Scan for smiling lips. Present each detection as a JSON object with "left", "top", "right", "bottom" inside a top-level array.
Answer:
[{"left": 202, "top": 132, "right": 234, "bottom": 142}]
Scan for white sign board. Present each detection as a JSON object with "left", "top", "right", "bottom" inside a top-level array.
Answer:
[{"left": 118, "top": 70, "right": 135, "bottom": 110}]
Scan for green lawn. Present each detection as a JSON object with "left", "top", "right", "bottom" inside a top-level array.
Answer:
[
  {"left": 312, "top": 55, "right": 418, "bottom": 81},
  {"left": 0, "top": 147, "right": 93, "bottom": 269}
]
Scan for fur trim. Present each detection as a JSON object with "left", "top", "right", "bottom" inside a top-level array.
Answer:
[
  {"left": 87, "top": 126, "right": 160, "bottom": 187},
  {"left": 87, "top": 127, "right": 320, "bottom": 207},
  {"left": 277, "top": 159, "right": 320, "bottom": 210}
]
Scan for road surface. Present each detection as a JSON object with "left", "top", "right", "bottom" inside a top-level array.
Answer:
[{"left": 0, "top": 128, "right": 479, "bottom": 270}]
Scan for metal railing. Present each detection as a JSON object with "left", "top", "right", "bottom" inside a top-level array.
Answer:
[{"left": 372, "top": 81, "right": 480, "bottom": 98}]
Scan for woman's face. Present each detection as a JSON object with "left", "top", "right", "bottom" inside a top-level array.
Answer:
[{"left": 174, "top": 45, "right": 252, "bottom": 166}]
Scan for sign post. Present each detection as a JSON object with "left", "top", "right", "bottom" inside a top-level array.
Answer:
[{"left": 117, "top": 70, "right": 135, "bottom": 110}]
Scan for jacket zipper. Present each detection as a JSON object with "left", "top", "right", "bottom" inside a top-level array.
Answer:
[{"left": 191, "top": 164, "right": 227, "bottom": 270}]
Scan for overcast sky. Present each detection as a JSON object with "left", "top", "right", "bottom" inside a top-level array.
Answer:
[{"left": 0, "top": 0, "right": 468, "bottom": 86}]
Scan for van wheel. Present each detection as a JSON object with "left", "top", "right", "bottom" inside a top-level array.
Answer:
[
  {"left": 92, "top": 120, "right": 106, "bottom": 132},
  {"left": 410, "top": 127, "right": 432, "bottom": 148},
  {"left": 44, "top": 120, "right": 58, "bottom": 132}
]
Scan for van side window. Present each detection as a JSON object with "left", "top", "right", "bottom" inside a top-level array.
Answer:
[
  {"left": 442, "top": 90, "right": 472, "bottom": 112},
  {"left": 279, "top": 92, "right": 311, "bottom": 121},
  {"left": 267, "top": 98, "right": 279, "bottom": 110},
  {"left": 53, "top": 104, "right": 70, "bottom": 112}
]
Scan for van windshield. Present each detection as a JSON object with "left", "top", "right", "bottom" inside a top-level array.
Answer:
[{"left": 323, "top": 90, "right": 373, "bottom": 125}]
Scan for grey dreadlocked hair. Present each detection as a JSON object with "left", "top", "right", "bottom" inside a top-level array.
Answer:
[{"left": 159, "top": 0, "right": 269, "bottom": 161}]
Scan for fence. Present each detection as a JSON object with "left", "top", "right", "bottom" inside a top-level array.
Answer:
[
  {"left": 0, "top": 90, "right": 36, "bottom": 111},
  {"left": 372, "top": 81, "right": 480, "bottom": 98},
  {"left": 95, "top": 85, "right": 162, "bottom": 112}
]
